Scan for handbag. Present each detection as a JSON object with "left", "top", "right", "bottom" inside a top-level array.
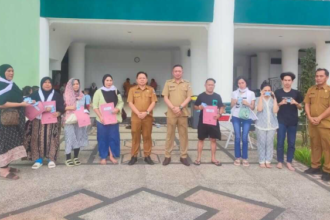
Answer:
[
  {"left": 65, "top": 113, "right": 78, "bottom": 124},
  {"left": 238, "top": 92, "right": 250, "bottom": 120},
  {"left": 1, "top": 108, "right": 19, "bottom": 126},
  {"left": 121, "top": 109, "right": 127, "bottom": 121},
  {"left": 239, "top": 106, "right": 250, "bottom": 120},
  {"left": 115, "top": 89, "right": 127, "bottom": 121}
]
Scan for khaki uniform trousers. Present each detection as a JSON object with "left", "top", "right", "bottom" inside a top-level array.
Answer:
[
  {"left": 309, "top": 125, "right": 330, "bottom": 173},
  {"left": 131, "top": 116, "right": 153, "bottom": 157},
  {"left": 165, "top": 116, "right": 188, "bottom": 158}
]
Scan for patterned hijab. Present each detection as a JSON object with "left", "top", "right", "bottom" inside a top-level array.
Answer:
[
  {"left": 64, "top": 78, "right": 84, "bottom": 106},
  {"left": 0, "top": 64, "right": 23, "bottom": 105},
  {"left": 64, "top": 78, "right": 84, "bottom": 120}
]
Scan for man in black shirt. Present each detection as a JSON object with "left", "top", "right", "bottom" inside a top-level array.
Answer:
[
  {"left": 275, "top": 72, "right": 303, "bottom": 171},
  {"left": 194, "top": 78, "right": 224, "bottom": 166}
]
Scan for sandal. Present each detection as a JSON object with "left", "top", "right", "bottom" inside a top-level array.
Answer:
[
  {"left": 259, "top": 163, "right": 266, "bottom": 168},
  {"left": 194, "top": 160, "right": 201, "bottom": 166},
  {"left": 9, "top": 167, "right": 20, "bottom": 173},
  {"left": 212, "top": 161, "right": 222, "bottom": 166},
  {"left": 1, "top": 172, "right": 19, "bottom": 180},
  {"left": 100, "top": 159, "right": 107, "bottom": 165},
  {"left": 242, "top": 160, "right": 250, "bottom": 167},
  {"left": 32, "top": 162, "right": 43, "bottom": 170},
  {"left": 234, "top": 159, "right": 241, "bottom": 166},
  {"left": 48, "top": 161, "right": 56, "bottom": 169},
  {"left": 65, "top": 159, "right": 74, "bottom": 167},
  {"left": 73, "top": 158, "right": 81, "bottom": 166}
]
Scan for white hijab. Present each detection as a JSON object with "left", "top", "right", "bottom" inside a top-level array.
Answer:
[
  {"left": 101, "top": 85, "right": 117, "bottom": 92},
  {"left": 0, "top": 77, "right": 13, "bottom": 96}
]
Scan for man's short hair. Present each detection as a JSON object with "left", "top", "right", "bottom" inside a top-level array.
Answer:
[
  {"left": 136, "top": 71, "right": 148, "bottom": 78},
  {"left": 316, "top": 68, "right": 329, "bottom": 77},
  {"left": 205, "top": 78, "right": 216, "bottom": 84},
  {"left": 280, "top": 72, "right": 296, "bottom": 81},
  {"left": 172, "top": 64, "right": 183, "bottom": 70}
]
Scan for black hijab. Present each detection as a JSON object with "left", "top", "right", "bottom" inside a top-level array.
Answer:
[
  {"left": 0, "top": 64, "right": 23, "bottom": 105},
  {"left": 101, "top": 74, "right": 118, "bottom": 105},
  {"left": 30, "top": 77, "right": 65, "bottom": 113}
]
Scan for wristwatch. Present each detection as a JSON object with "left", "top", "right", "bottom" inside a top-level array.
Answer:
[
  {"left": 179, "top": 105, "right": 183, "bottom": 111},
  {"left": 146, "top": 111, "right": 150, "bottom": 115}
]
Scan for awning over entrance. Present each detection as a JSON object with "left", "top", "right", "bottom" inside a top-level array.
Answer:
[{"left": 40, "top": 0, "right": 214, "bottom": 23}]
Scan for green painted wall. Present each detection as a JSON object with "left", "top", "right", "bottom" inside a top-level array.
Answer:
[
  {"left": 235, "top": 0, "right": 330, "bottom": 26},
  {"left": 0, "top": 0, "right": 40, "bottom": 88},
  {"left": 40, "top": 0, "right": 214, "bottom": 22}
]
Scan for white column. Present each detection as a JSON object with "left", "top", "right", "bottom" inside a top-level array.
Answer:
[
  {"left": 208, "top": 0, "right": 235, "bottom": 102},
  {"left": 251, "top": 56, "right": 258, "bottom": 90},
  {"left": 257, "top": 52, "right": 270, "bottom": 88},
  {"left": 282, "top": 47, "right": 299, "bottom": 89},
  {"left": 39, "top": 18, "right": 50, "bottom": 80},
  {"left": 179, "top": 45, "right": 191, "bottom": 82},
  {"left": 69, "top": 43, "right": 86, "bottom": 89},
  {"left": 191, "top": 40, "right": 208, "bottom": 95},
  {"left": 316, "top": 41, "right": 330, "bottom": 84}
]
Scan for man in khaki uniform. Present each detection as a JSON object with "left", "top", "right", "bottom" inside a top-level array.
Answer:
[
  {"left": 162, "top": 65, "right": 192, "bottom": 166},
  {"left": 127, "top": 72, "right": 157, "bottom": 165},
  {"left": 304, "top": 68, "right": 330, "bottom": 181}
]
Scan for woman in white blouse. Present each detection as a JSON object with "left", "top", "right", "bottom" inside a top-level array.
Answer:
[
  {"left": 230, "top": 77, "right": 256, "bottom": 167},
  {"left": 255, "top": 81, "right": 279, "bottom": 168}
]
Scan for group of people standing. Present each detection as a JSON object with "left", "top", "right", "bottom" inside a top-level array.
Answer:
[
  {"left": 0, "top": 64, "right": 90, "bottom": 179},
  {"left": 0, "top": 63, "right": 329, "bottom": 182},
  {"left": 230, "top": 68, "right": 330, "bottom": 181},
  {"left": 230, "top": 73, "right": 303, "bottom": 169}
]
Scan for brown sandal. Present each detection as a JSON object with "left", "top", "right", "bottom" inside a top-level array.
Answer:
[
  {"left": 212, "top": 161, "right": 222, "bottom": 166},
  {"left": 1, "top": 172, "right": 19, "bottom": 180},
  {"left": 9, "top": 167, "right": 20, "bottom": 173},
  {"left": 194, "top": 160, "right": 201, "bottom": 166}
]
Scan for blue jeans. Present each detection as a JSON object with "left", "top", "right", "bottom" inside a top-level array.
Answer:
[
  {"left": 277, "top": 123, "right": 297, "bottom": 163},
  {"left": 232, "top": 116, "right": 252, "bottom": 159},
  {"left": 97, "top": 122, "right": 120, "bottom": 159}
]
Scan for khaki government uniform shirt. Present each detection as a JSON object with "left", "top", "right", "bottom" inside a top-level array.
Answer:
[
  {"left": 127, "top": 85, "right": 158, "bottom": 120},
  {"left": 162, "top": 79, "right": 192, "bottom": 118},
  {"left": 304, "top": 85, "right": 330, "bottom": 128}
]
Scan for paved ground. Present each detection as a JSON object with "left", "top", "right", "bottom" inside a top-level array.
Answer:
[{"left": 1, "top": 124, "right": 330, "bottom": 220}]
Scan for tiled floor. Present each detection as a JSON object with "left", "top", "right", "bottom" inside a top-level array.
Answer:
[{"left": 1, "top": 123, "right": 330, "bottom": 220}]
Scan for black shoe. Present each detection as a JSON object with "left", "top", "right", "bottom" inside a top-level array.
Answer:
[
  {"left": 180, "top": 157, "right": 190, "bottom": 166},
  {"left": 304, "top": 167, "right": 322, "bottom": 174},
  {"left": 162, "top": 157, "right": 171, "bottom": 166},
  {"left": 321, "top": 172, "right": 330, "bottom": 181},
  {"left": 144, "top": 156, "right": 154, "bottom": 165},
  {"left": 128, "top": 156, "right": 137, "bottom": 166}
]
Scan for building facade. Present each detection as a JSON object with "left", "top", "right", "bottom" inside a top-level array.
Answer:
[{"left": 1, "top": 0, "right": 330, "bottom": 101}]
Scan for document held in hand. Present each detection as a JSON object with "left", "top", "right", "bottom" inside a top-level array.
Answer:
[
  {"left": 203, "top": 106, "right": 218, "bottom": 126},
  {"left": 25, "top": 102, "right": 45, "bottom": 121},
  {"left": 41, "top": 101, "right": 57, "bottom": 124},
  {"left": 75, "top": 108, "right": 91, "bottom": 128},
  {"left": 100, "top": 103, "right": 118, "bottom": 125}
]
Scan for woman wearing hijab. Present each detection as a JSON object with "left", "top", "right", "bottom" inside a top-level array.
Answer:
[
  {"left": 25, "top": 77, "right": 65, "bottom": 169},
  {"left": 93, "top": 74, "right": 124, "bottom": 165},
  {"left": 0, "top": 64, "right": 30, "bottom": 180},
  {"left": 63, "top": 78, "right": 89, "bottom": 167}
]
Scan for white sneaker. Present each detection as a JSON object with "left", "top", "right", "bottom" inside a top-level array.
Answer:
[
  {"left": 48, "top": 161, "right": 56, "bottom": 169},
  {"left": 32, "top": 162, "right": 43, "bottom": 170}
]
